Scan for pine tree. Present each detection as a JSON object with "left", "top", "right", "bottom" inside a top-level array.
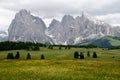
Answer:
[
  {"left": 41, "top": 54, "right": 45, "bottom": 59},
  {"left": 15, "top": 51, "right": 20, "bottom": 59},
  {"left": 87, "top": 51, "right": 90, "bottom": 57},
  {"left": 7, "top": 53, "right": 14, "bottom": 59},
  {"left": 27, "top": 53, "right": 31, "bottom": 59},
  {"left": 93, "top": 52, "right": 97, "bottom": 58},
  {"left": 80, "top": 52, "right": 84, "bottom": 59},
  {"left": 74, "top": 51, "right": 79, "bottom": 59},
  {"left": 59, "top": 46, "right": 61, "bottom": 50},
  {"left": 7, "top": 53, "right": 11, "bottom": 59}
]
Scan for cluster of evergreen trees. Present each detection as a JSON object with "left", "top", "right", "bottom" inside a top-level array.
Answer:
[
  {"left": 0, "top": 41, "right": 46, "bottom": 51},
  {"left": 7, "top": 51, "right": 20, "bottom": 59},
  {"left": 74, "top": 52, "right": 84, "bottom": 59},
  {"left": 74, "top": 51, "right": 98, "bottom": 59},
  {"left": 0, "top": 41, "right": 99, "bottom": 51},
  {"left": 48, "top": 45, "right": 71, "bottom": 50}
]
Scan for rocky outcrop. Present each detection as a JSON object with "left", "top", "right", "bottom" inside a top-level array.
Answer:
[
  {"left": 47, "top": 13, "right": 112, "bottom": 45},
  {"left": 7, "top": 9, "right": 119, "bottom": 45},
  {"left": 8, "top": 9, "right": 49, "bottom": 43}
]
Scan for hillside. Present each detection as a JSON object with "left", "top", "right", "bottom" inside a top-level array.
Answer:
[{"left": 80, "top": 36, "right": 120, "bottom": 48}]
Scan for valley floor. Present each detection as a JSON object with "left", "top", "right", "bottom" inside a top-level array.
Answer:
[{"left": 0, "top": 48, "right": 120, "bottom": 80}]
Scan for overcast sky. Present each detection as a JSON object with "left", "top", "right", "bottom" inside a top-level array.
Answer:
[{"left": 0, "top": 0, "right": 120, "bottom": 31}]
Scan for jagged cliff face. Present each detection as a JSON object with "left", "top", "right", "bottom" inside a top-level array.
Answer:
[
  {"left": 7, "top": 9, "right": 119, "bottom": 45},
  {"left": 8, "top": 9, "right": 49, "bottom": 43},
  {"left": 112, "top": 26, "right": 120, "bottom": 37},
  {"left": 47, "top": 13, "right": 112, "bottom": 45}
]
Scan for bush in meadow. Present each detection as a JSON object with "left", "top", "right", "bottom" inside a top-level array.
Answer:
[
  {"left": 7, "top": 53, "right": 14, "bottom": 59},
  {"left": 59, "top": 46, "right": 61, "bottom": 50},
  {"left": 80, "top": 52, "right": 84, "bottom": 59},
  {"left": 87, "top": 51, "right": 90, "bottom": 57},
  {"left": 41, "top": 54, "right": 45, "bottom": 59},
  {"left": 74, "top": 51, "right": 79, "bottom": 59},
  {"left": 93, "top": 52, "right": 98, "bottom": 58},
  {"left": 27, "top": 53, "right": 31, "bottom": 59},
  {"left": 15, "top": 51, "right": 20, "bottom": 59}
]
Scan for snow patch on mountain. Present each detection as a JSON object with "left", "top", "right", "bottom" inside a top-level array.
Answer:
[{"left": 45, "top": 30, "right": 54, "bottom": 38}]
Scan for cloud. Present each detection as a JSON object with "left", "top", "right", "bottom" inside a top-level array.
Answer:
[
  {"left": 0, "top": 0, "right": 120, "bottom": 30},
  {"left": 0, "top": 8, "right": 15, "bottom": 30},
  {"left": 1, "top": 0, "right": 119, "bottom": 15},
  {"left": 96, "top": 13, "right": 120, "bottom": 26}
]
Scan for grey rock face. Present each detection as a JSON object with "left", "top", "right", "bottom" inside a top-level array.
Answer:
[
  {"left": 8, "top": 9, "right": 49, "bottom": 43},
  {"left": 7, "top": 9, "right": 120, "bottom": 45},
  {"left": 47, "top": 13, "right": 113, "bottom": 45},
  {"left": 112, "top": 26, "right": 120, "bottom": 37}
]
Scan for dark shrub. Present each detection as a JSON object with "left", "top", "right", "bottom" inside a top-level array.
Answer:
[
  {"left": 112, "top": 56, "right": 115, "bottom": 58},
  {"left": 93, "top": 52, "right": 97, "bottom": 58},
  {"left": 34, "top": 46, "right": 40, "bottom": 51},
  {"left": 74, "top": 51, "right": 79, "bottom": 59},
  {"left": 15, "top": 51, "right": 20, "bottom": 59},
  {"left": 59, "top": 46, "right": 61, "bottom": 50},
  {"left": 11, "top": 53, "right": 14, "bottom": 59},
  {"left": 41, "top": 54, "right": 45, "bottom": 59},
  {"left": 80, "top": 52, "right": 84, "bottom": 59},
  {"left": 7, "top": 53, "right": 14, "bottom": 59},
  {"left": 26, "top": 46, "right": 30, "bottom": 51},
  {"left": 7, "top": 53, "right": 11, "bottom": 59},
  {"left": 68, "top": 46, "right": 71, "bottom": 49},
  {"left": 87, "top": 51, "right": 90, "bottom": 57},
  {"left": 65, "top": 46, "right": 67, "bottom": 49},
  {"left": 27, "top": 53, "right": 31, "bottom": 59}
]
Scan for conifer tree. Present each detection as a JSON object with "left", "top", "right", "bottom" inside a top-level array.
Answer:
[
  {"left": 93, "top": 52, "right": 97, "bottom": 58},
  {"left": 80, "top": 52, "right": 84, "bottom": 59},
  {"left": 27, "top": 53, "right": 31, "bottom": 59},
  {"left": 41, "top": 54, "right": 45, "bottom": 59},
  {"left": 74, "top": 51, "right": 79, "bottom": 59},
  {"left": 15, "top": 51, "right": 20, "bottom": 59}
]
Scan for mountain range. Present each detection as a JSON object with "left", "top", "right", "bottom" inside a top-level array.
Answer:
[{"left": 0, "top": 9, "right": 120, "bottom": 46}]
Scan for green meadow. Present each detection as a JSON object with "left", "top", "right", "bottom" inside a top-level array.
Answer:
[{"left": 0, "top": 47, "right": 120, "bottom": 80}]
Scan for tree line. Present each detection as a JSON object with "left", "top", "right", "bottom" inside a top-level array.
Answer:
[{"left": 0, "top": 41, "right": 46, "bottom": 51}]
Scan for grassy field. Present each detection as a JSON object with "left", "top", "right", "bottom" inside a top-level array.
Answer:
[{"left": 0, "top": 47, "right": 120, "bottom": 80}]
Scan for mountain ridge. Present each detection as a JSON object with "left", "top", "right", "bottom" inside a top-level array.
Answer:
[
  {"left": 0, "top": 9, "right": 119, "bottom": 46},
  {"left": 8, "top": 9, "right": 50, "bottom": 44}
]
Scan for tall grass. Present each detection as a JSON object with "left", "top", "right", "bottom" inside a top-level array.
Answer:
[
  {"left": 0, "top": 60, "right": 119, "bottom": 80},
  {"left": 0, "top": 47, "right": 120, "bottom": 60},
  {"left": 0, "top": 48, "right": 120, "bottom": 80}
]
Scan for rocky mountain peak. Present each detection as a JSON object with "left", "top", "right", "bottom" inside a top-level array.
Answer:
[
  {"left": 19, "top": 9, "right": 30, "bottom": 15},
  {"left": 81, "top": 12, "right": 105, "bottom": 25},
  {"left": 61, "top": 15, "right": 75, "bottom": 26},
  {"left": 5, "top": 9, "right": 120, "bottom": 45},
  {"left": 8, "top": 9, "right": 49, "bottom": 43},
  {"left": 51, "top": 19, "right": 60, "bottom": 25},
  {"left": 81, "top": 12, "right": 90, "bottom": 17},
  {"left": 15, "top": 9, "right": 30, "bottom": 19}
]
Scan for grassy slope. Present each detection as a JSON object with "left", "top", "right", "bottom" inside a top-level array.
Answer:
[
  {"left": 108, "top": 37, "right": 120, "bottom": 46},
  {"left": 0, "top": 47, "right": 120, "bottom": 80},
  {"left": 80, "top": 36, "right": 120, "bottom": 48}
]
